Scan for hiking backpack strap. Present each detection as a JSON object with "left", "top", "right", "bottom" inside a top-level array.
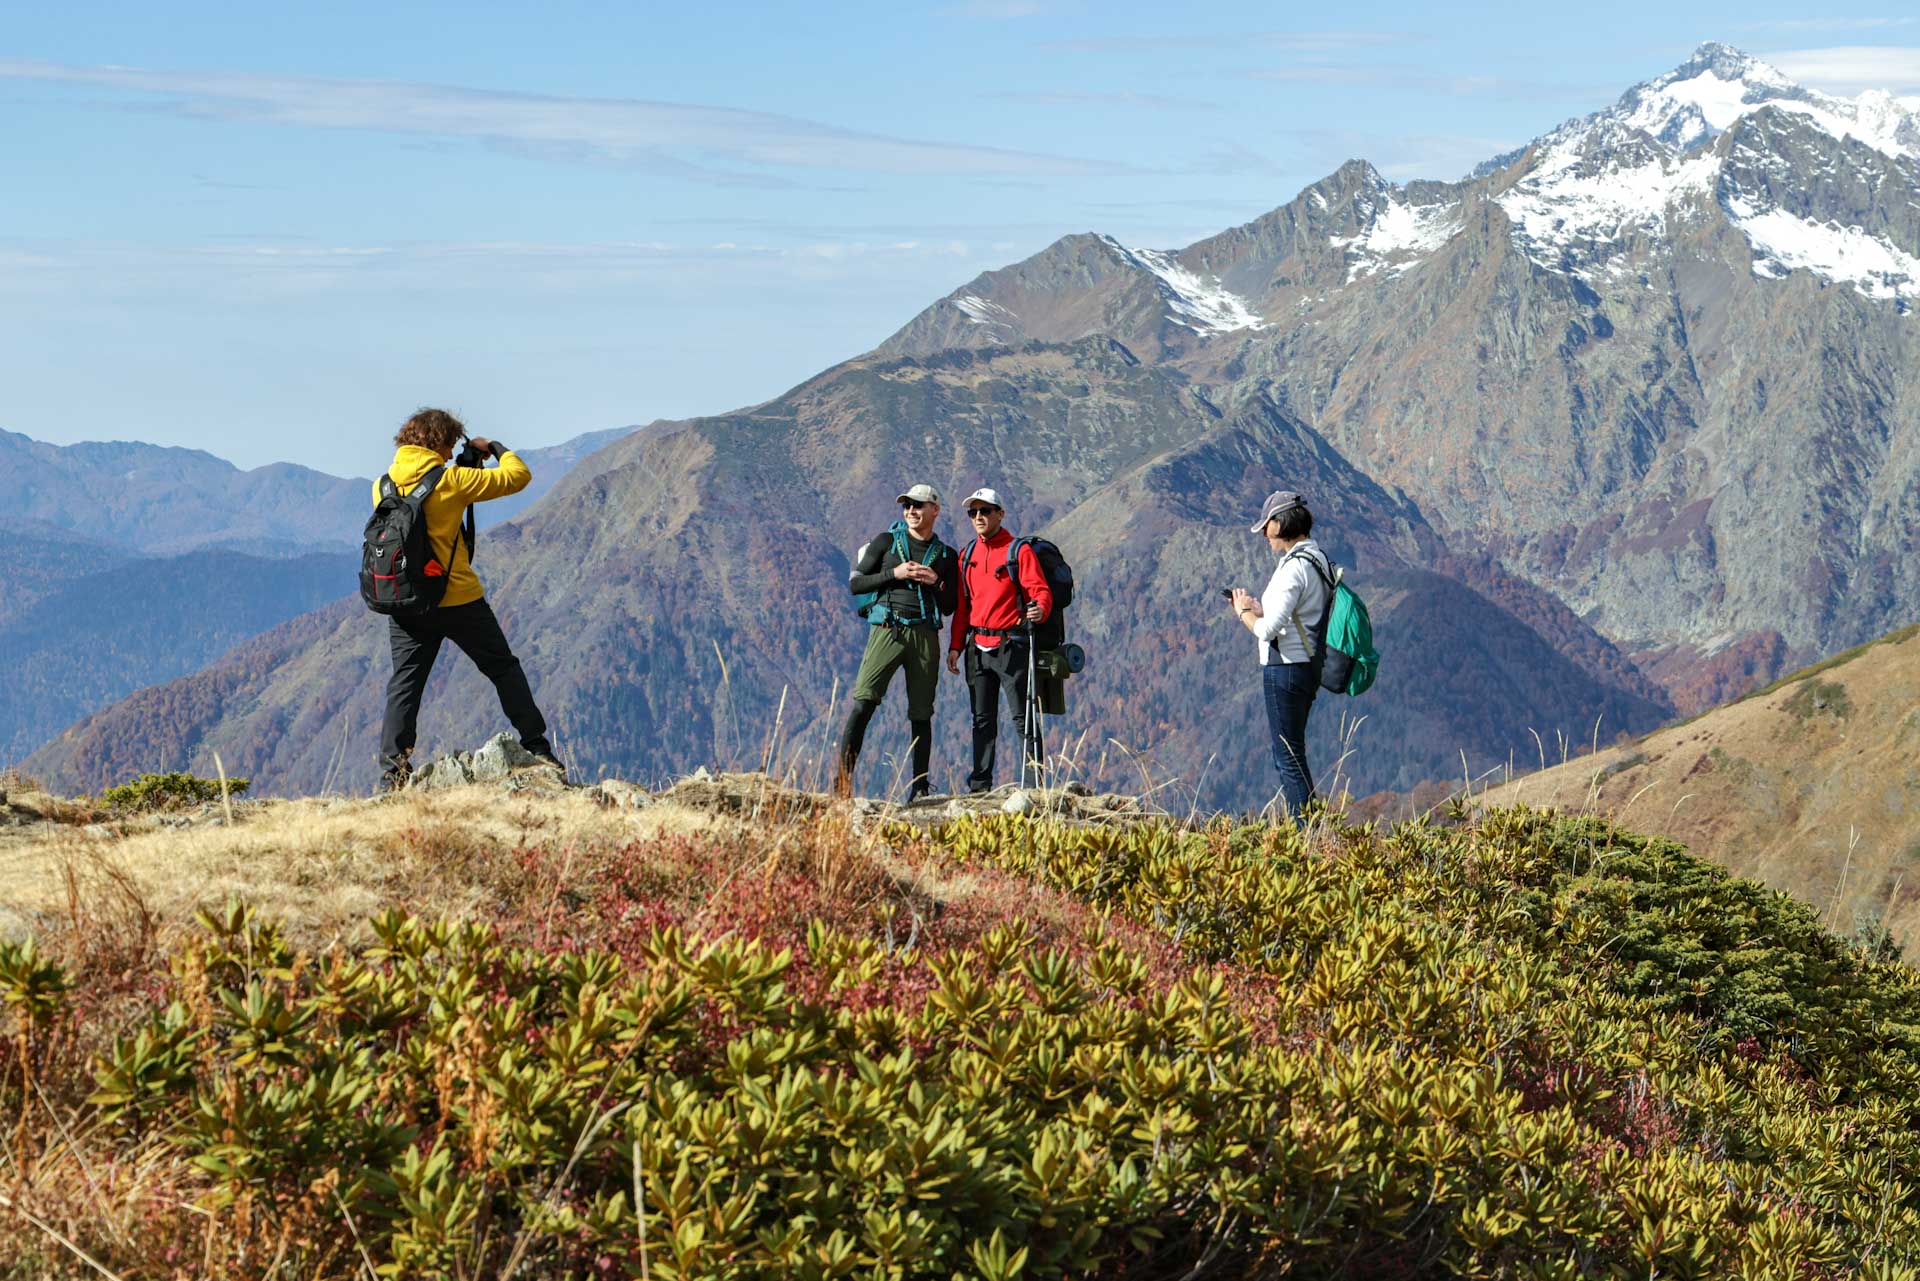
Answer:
[
  {"left": 1282, "top": 546, "right": 1336, "bottom": 660},
  {"left": 1005, "top": 537, "right": 1028, "bottom": 612},
  {"left": 404, "top": 464, "right": 447, "bottom": 505},
  {"left": 400, "top": 464, "right": 471, "bottom": 570},
  {"left": 874, "top": 526, "right": 941, "bottom": 626}
]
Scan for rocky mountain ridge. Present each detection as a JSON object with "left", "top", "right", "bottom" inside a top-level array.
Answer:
[
  {"left": 881, "top": 43, "right": 1920, "bottom": 709},
  {"left": 0, "top": 424, "right": 641, "bottom": 557},
  {"left": 24, "top": 338, "right": 1671, "bottom": 806}
]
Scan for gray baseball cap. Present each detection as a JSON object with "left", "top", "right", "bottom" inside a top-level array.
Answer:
[
  {"left": 1249, "top": 489, "right": 1306, "bottom": 532},
  {"left": 896, "top": 483, "right": 941, "bottom": 504}
]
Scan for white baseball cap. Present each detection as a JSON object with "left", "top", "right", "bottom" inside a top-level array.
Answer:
[
  {"left": 896, "top": 483, "right": 940, "bottom": 504},
  {"left": 963, "top": 487, "right": 1005, "bottom": 511}
]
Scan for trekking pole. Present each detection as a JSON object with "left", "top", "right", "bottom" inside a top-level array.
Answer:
[{"left": 1020, "top": 622, "right": 1041, "bottom": 790}]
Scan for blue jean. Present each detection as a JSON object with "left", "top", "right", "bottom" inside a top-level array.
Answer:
[{"left": 1262, "top": 661, "right": 1318, "bottom": 814}]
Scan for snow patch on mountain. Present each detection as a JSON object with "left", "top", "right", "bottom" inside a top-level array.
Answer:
[
  {"left": 1498, "top": 133, "right": 1719, "bottom": 274},
  {"left": 1731, "top": 202, "right": 1920, "bottom": 302},
  {"left": 1332, "top": 197, "right": 1464, "bottom": 280},
  {"left": 1097, "top": 236, "right": 1269, "bottom": 334},
  {"left": 954, "top": 295, "right": 1017, "bottom": 329}
]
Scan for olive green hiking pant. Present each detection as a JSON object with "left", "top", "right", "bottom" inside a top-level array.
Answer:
[
  {"left": 837, "top": 624, "right": 942, "bottom": 799},
  {"left": 850, "top": 623, "right": 941, "bottom": 719}
]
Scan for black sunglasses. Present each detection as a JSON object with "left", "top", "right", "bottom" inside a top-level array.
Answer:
[
  {"left": 966, "top": 506, "right": 1000, "bottom": 517},
  {"left": 900, "top": 500, "right": 931, "bottom": 510}
]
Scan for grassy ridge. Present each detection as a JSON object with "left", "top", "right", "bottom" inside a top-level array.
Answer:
[{"left": 3, "top": 805, "right": 1919, "bottom": 1277}]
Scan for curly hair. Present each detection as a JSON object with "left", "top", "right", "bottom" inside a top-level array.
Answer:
[{"left": 395, "top": 408, "right": 467, "bottom": 453}]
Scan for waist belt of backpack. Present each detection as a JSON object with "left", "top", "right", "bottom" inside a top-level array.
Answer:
[
  {"left": 872, "top": 601, "right": 938, "bottom": 630},
  {"left": 970, "top": 626, "right": 1023, "bottom": 642}
]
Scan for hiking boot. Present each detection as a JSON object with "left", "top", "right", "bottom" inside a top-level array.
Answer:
[
  {"left": 530, "top": 751, "right": 568, "bottom": 781},
  {"left": 379, "top": 751, "right": 412, "bottom": 794}
]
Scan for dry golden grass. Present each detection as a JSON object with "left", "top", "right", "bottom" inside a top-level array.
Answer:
[
  {"left": 1483, "top": 626, "right": 1920, "bottom": 951},
  {"left": 0, "top": 783, "right": 722, "bottom": 950}
]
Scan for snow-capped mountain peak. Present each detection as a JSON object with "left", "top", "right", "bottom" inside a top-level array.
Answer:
[
  {"left": 1612, "top": 43, "right": 1805, "bottom": 151},
  {"left": 1487, "top": 44, "right": 1920, "bottom": 297},
  {"left": 1592, "top": 42, "right": 1919, "bottom": 161}
]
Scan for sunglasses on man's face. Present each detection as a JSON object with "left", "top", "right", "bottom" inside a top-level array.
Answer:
[
  {"left": 901, "top": 501, "right": 930, "bottom": 510},
  {"left": 967, "top": 507, "right": 1000, "bottom": 518}
]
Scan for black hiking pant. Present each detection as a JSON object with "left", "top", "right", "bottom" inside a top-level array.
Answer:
[
  {"left": 965, "top": 640, "right": 1043, "bottom": 793},
  {"left": 379, "top": 598, "right": 550, "bottom": 776}
]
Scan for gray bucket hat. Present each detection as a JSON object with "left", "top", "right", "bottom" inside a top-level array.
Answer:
[{"left": 1249, "top": 489, "right": 1306, "bottom": 533}]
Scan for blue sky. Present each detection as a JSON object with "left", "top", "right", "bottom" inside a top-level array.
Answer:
[{"left": 4, "top": 3, "right": 1918, "bottom": 468}]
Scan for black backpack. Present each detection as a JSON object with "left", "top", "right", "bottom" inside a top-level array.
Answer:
[{"left": 359, "top": 466, "right": 471, "bottom": 616}]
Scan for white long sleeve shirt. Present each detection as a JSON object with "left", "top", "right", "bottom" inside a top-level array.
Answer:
[{"left": 1254, "top": 539, "right": 1331, "bottom": 666}]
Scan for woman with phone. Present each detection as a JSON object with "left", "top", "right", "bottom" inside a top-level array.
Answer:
[{"left": 1225, "top": 490, "right": 1332, "bottom": 816}]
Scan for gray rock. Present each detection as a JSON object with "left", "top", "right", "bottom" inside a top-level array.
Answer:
[
  {"left": 412, "top": 756, "right": 476, "bottom": 790},
  {"left": 1002, "top": 790, "right": 1033, "bottom": 815},
  {"left": 471, "top": 733, "right": 537, "bottom": 782}
]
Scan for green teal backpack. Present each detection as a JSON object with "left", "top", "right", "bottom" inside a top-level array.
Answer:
[
  {"left": 852, "top": 521, "right": 943, "bottom": 626},
  {"left": 1289, "top": 548, "right": 1379, "bottom": 696}
]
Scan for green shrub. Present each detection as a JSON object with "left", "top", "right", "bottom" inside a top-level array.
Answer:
[
  {"left": 18, "top": 810, "right": 1920, "bottom": 1277},
  {"left": 1783, "top": 678, "right": 1853, "bottom": 721},
  {"left": 1595, "top": 750, "right": 1649, "bottom": 783},
  {"left": 98, "top": 770, "right": 249, "bottom": 813}
]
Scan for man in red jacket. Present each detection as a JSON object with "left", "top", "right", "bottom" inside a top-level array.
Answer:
[{"left": 946, "top": 487, "right": 1053, "bottom": 792}]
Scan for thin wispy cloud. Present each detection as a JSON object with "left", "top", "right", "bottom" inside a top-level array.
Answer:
[
  {"left": 1173, "top": 142, "right": 1289, "bottom": 176},
  {"left": 942, "top": 0, "right": 1051, "bottom": 15},
  {"left": 0, "top": 236, "right": 997, "bottom": 300},
  {"left": 1765, "top": 45, "right": 1920, "bottom": 94},
  {"left": 986, "top": 90, "right": 1221, "bottom": 112},
  {"left": 0, "top": 58, "right": 1126, "bottom": 181},
  {"left": 1744, "top": 17, "right": 1914, "bottom": 32},
  {"left": 1041, "top": 29, "right": 1417, "bottom": 54},
  {"left": 1281, "top": 127, "right": 1519, "bottom": 182},
  {"left": 1241, "top": 64, "right": 1590, "bottom": 101}
]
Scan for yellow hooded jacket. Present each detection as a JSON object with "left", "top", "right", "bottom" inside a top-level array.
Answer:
[{"left": 373, "top": 444, "right": 531, "bottom": 609}]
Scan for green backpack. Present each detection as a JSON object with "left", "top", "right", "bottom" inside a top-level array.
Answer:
[
  {"left": 1288, "top": 549, "right": 1379, "bottom": 696},
  {"left": 852, "top": 520, "right": 944, "bottom": 626}
]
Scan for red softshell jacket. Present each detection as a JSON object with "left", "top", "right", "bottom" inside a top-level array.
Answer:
[{"left": 949, "top": 529, "right": 1053, "bottom": 653}]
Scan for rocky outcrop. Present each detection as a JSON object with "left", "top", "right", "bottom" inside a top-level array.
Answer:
[{"left": 409, "top": 733, "right": 567, "bottom": 792}]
